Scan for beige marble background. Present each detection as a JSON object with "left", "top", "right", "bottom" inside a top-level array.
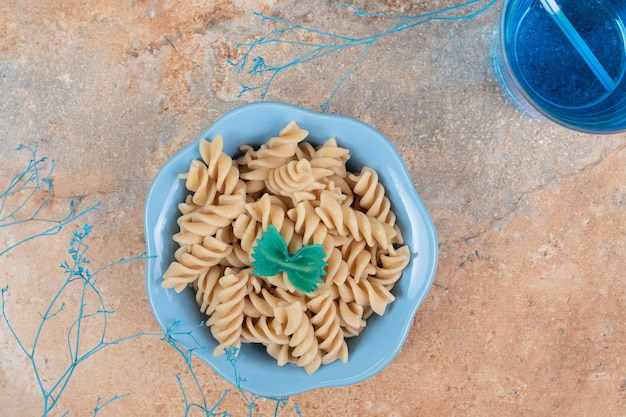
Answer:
[{"left": 1, "top": 1, "right": 625, "bottom": 416}]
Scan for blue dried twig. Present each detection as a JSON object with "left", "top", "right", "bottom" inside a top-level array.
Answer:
[
  {"left": 231, "top": 0, "right": 496, "bottom": 112},
  {"left": 162, "top": 324, "right": 302, "bottom": 417},
  {"left": 0, "top": 143, "right": 99, "bottom": 257},
  {"left": 1, "top": 224, "right": 148, "bottom": 416},
  {"left": 93, "top": 394, "right": 131, "bottom": 416},
  {"left": 161, "top": 320, "right": 231, "bottom": 417},
  {"left": 225, "top": 348, "right": 295, "bottom": 417}
]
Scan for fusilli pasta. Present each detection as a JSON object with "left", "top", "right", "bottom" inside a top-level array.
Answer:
[{"left": 162, "top": 121, "right": 411, "bottom": 374}]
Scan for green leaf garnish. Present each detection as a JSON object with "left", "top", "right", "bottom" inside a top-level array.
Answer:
[{"left": 251, "top": 225, "right": 327, "bottom": 293}]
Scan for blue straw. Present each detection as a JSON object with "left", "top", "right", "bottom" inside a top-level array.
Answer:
[{"left": 539, "top": 0, "right": 617, "bottom": 92}]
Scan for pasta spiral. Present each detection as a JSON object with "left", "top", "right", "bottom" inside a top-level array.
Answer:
[
  {"left": 239, "top": 121, "right": 308, "bottom": 182},
  {"left": 162, "top": 237, "right": 232, "bottom": 293},
  {"left": 193, "top": 265, "right": 223, "bottom": 314},
  {"left": 307, "top": 286, "right": 349, "bottom": 365},
  {"left": 198, "top": 135, "right": 246, "bottom": 197},
  {"left": 315, "top": 190, "right": 397, "bottom": 250},
  {"left": 336, "top": 275, "right": 396, "bottom": 316},
  {"left": 266, "top": 159, "right": 326, "bottom": 203},
  {"left": 205, "top": 268, "right": 250, "bottom": 356},
  {"left": 349, "top": 167, "right": 395, "bottom": 225},
  {"left": 241, "top": 315, "right": 289, "bottom": 345},
  {"left": 309, "top": 138, "right": 350, "bottom": 177},
  {"left": 287, "top": 200, "right": 336, "bottom": 255},
  {"left": 341, "top": 239, "right": 377, "bottom": 281},
  {"left": 274, "top": 301, "right": 322, "bottom": 374}
]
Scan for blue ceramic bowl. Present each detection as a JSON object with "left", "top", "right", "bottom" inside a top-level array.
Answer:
[{"left": 144, "top": 102, "right": 438, "bottom": 397}]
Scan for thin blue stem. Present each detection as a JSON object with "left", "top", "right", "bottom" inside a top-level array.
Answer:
[
  {"left": 233, "top": 0, "right": 496, "bottom": 111},
  {"left": 93, "top": 394, "right": 130, "bottom": 416}
]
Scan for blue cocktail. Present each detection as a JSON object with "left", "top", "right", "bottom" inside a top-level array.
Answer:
[{"left": 495, "top": 0, "right": 626, "bottom": 133}]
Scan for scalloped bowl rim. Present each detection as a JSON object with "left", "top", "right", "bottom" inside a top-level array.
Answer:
[{"left": 144, "top": 101, "right": 438, "bottom": 397}]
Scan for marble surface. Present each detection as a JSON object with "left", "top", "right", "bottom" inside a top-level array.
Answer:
[{"left": 1, "top": 1, "right": 625, "bottom": 416}]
